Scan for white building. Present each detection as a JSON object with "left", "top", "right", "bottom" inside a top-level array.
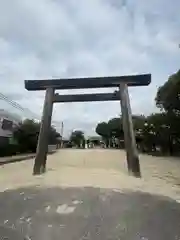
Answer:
[{"left": 0, "top": 109, "right": 21, "bottom": 145}]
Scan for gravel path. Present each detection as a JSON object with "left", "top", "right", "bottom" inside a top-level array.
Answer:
[
  {"left": 1, "top": 149, "right": 180, "bottom": 201},
  {"left": 0, "top": 149, "right": 180, "bottom": 239}
]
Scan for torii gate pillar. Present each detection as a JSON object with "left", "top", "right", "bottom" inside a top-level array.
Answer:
[
  {"left": 33, "top": 88, "right": 54, "bottom": 175},
  {"left": 119, "top": 83, "right": 141, "bottom": 177}
]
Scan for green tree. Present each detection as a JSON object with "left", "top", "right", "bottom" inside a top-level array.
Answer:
[
  {"left": 136, "top": 113, "right": 180, "bottom": 155},
  {"left": 132, "top": 115, "right": 146, "bottom": 132},
  {"left": 94, "top": 69, "right": 180, "bottom": 156},
  {"left": 95, "top": 122, "right": 110, "bottom": 138},
  {"left": 96, "top": 116, "right": 146, "bottom": 149},
  {"left": 107, "top": 118, "right": 123, "bottom": 148},
  {"left": 140, "top": 114, "right": 163, "bottom": 152},
  {"left": 13, "top": 119, "right": 60, "bottom": 153},
  {"left": 13, "top": 119, "right": 39, "bottom": 153},
  {"left": 70, "top": 130, "right": 85, "bottom": 148},
  {"left": 95, "top": 122, "right": 110, "bottom": 147},
  {"left": 49, "top": 127, "right": 61, "bottom": 144},
  {"left": 108, "top": 118, "right": 123, "bottom": 138},
  {"left": 156, "top": 69, "right": 180, "bottom": 115},
  {"left": 155, "top": 69, "right": 180, "bottom": 154}
]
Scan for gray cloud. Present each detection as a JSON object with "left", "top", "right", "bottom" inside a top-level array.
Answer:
[{"left": 0, "top": 0, "right": 179, "bottom": 136}]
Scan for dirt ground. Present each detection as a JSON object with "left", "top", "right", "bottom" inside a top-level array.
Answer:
[
  {"left": 1, "top": 149, "right": 180, "bottom": 239},
  {"left": 0, "top": 149, "right": 180, "bottom": 201}
]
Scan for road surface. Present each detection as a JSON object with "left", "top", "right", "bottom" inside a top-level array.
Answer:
[{"left": 0, "top": 149, "right": 180, "bottom": 239}]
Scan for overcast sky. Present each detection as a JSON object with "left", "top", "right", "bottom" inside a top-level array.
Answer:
[{"left": 0, "top": 0, "right": 180, "bottom": 137}]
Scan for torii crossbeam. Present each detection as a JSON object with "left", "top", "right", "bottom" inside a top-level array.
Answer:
[{"left": 25, "top": 74, "right": 151, "bottom": 177}]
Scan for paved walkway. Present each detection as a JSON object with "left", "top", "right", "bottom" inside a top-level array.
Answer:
[{"left": 0, "top": 149, "right": 180, "bottom": 239}]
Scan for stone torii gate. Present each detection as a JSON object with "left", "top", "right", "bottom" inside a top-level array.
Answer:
[{"left": 25, "top": 74, "right": 151, "bottom": 177}]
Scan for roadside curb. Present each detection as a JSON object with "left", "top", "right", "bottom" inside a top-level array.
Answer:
[{"left": 0, "top": 151, "right": 56, "bottom": 166}]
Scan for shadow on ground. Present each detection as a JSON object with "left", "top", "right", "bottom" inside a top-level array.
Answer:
[{"left": 0, "top": 186, "right": 180, "bottom": 240}]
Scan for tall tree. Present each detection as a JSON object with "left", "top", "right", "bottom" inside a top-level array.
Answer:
[
  {"left": 70, "top": 130, "right": 85, "bottom": 147},
  {"left": 132, "top": 115, "right": 146, "bottom": 132},
  {"left": 156, "top": 69, "right": 180, "bottom": 115},
  {"left": 95, "top": 122, "right": 110, "bottom": 147},
  {"left": 13, "top": 119, "right": 60, "bottom": 153},
  {"left": 13, "top": 119, "right": 39, "bottom": 153},
  {"left": 108, "top": 118, "right": 123, "bottom": 138},
  {"left": 155, "top": 69, "right": 180, "bottom": 153},
  {"left": 95, "top": 122, "right": 110, "bottom": 138}
]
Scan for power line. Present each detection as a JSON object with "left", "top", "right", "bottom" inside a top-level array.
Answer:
[
  {"left": 0, "top": 92, "right": 61, "bottom": 127},
  {"left": 0, "top": 93, "right": 25, "bottom": 111},
  {"left": 0, "top": 92, "right": 41, "bottom": 121}
]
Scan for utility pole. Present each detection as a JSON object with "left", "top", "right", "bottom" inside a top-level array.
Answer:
[{"left": 60, "top": 121, "right": 64, "bottom": 148}]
